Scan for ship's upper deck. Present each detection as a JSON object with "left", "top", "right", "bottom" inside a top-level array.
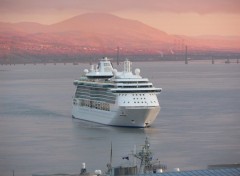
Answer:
[
  {"left": 84, "top": 57, "right": 114, "bottom": 79},
  {"left": 74, "top": 57, "right": 162, "bottom": 93}
]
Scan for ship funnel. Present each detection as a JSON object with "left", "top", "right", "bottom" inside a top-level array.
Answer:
[
  {"left": 90, "top": 65, "right": 94, "bottom": 72},
  {"left": 124, "top": 59, "right": 131, "bottom": 72}
]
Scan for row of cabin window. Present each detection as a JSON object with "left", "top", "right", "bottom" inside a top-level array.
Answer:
[
  {"left": 79, "top": 99, "right": 110, "bottom": 111},
  {"left": 118, "top": 93, "right": 155, "bottom": 96},
  {"left": 117, "top": 85, "right": 152, "bottom": 88},
  {"left": 77, "top": 84, "right": 114, "bottom": 89},
  {"left": 123, "top": 101, "right": 157, "bottom": 104},
  {"left": 114, "top": 81, "right": 148, "bottom": 84},
  {"left": 75, "top": 89, "right": 115, "bottom": 97},
  {"left": 75, "top": 94, "right": 116, "bottom": 104},
  {"left": 75, "top": 88, "right": 115, "bottom": 97},
  {"left": 75, "top": 93, "right": 115, "bottom": 99}
]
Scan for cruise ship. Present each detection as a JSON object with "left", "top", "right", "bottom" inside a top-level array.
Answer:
[{"left": 72, "top": 57, "right": 162, "bottom": 127}]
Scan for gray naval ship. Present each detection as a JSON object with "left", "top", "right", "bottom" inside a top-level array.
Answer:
[
  {"left": 33, "top": 138, "right": 166, "bottom": 176},
  {"left": 33, "top": 138, "right": 240, "bottom": 176},
  {"left": 105, "top": 137, "right": 167, "bottom": 176}
]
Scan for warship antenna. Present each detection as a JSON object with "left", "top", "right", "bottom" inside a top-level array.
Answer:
[{"left": 110, "top": 141, "right": 112, "bottom": 165}]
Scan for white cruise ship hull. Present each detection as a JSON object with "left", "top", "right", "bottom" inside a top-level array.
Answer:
[
  {"left": 72, "top": 105, "right": 160, "bottom": 128},
  {"left": 72, "top": 58, "right": 162, "bottom": 128}
]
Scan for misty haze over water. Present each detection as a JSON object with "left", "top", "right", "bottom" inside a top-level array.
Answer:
[{"left": 0, "top": 61, "right": 239, "bottom": 176}]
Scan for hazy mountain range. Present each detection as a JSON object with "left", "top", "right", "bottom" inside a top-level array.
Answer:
[{"left": 0, "top": 13, "right": 240, "bottom": 62}]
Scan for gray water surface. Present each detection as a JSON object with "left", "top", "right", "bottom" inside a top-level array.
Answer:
[{"left": 0, "top": 62, "right": 239, "bottom": 176}]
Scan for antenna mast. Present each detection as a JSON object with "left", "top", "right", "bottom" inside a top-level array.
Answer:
[{"left": 117, "top": 46, "right": 120, "bottom": 65}]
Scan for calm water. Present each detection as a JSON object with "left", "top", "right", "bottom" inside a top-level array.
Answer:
[{"left": 0, "top": 62, "right": 240, "bottom": 176}]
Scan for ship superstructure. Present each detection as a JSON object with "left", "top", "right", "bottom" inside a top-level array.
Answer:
[
  {"left": 106, "top": 137, "right": 167, "bottom": 175},
  {"left": 72, "top": 57, "right": 162, "bottom": 127}
]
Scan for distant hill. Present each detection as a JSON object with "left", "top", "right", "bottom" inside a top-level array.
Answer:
[{"left": 0, "top": 13, "right": 240, "bottom": 63}]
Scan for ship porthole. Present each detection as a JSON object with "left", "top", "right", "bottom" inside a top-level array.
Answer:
[{"left": 131, "top": 120, "right": 135, "bottom": 124}]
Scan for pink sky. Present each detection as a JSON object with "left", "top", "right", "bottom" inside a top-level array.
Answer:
[{"left": 1, "top": 0, "right": 240, "bottom": 36}]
